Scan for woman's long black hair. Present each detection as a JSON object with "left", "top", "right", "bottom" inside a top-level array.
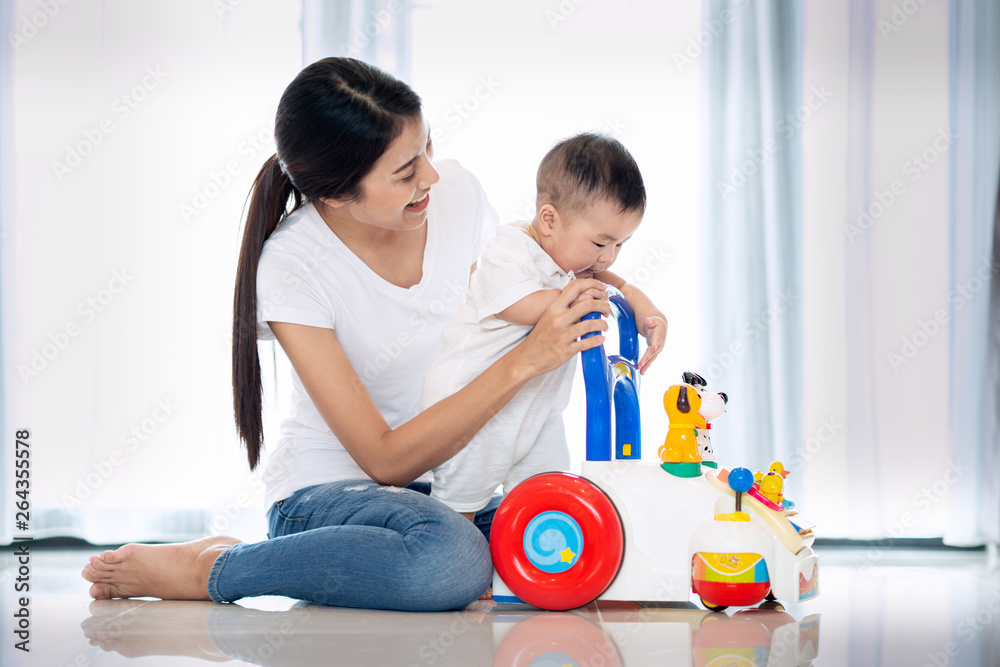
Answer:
[{"left": 233, "top": 58, "right": 421, "bottom": 470}]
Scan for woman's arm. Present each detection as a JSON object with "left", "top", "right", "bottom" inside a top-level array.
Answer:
[{"left": 269, "top": 278, "right": 611, "bottom": 487}]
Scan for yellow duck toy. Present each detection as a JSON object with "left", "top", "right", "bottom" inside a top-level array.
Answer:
[
  {"left": 759, "top": 472, "right": 784, "bottom": 505},
  {"left": 658, "top": 383, "right": 703, "bottom": 477},
  {"left": 754, "top": 461, "right": 789, "bottom": 505}
]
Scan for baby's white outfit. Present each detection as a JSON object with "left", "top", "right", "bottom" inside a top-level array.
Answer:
[
  {"left": 255, "top": 160, "right": 498, "bottom": 507},
  {"left": 419, "top": 222, "right": 576, "bottom": 512}
]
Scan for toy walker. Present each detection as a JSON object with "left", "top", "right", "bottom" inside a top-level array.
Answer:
[{"left": 490, "top": 290, "right": 819, "bottom": 611}]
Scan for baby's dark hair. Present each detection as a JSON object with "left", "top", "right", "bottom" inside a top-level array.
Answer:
[{"left": 536, "top": 132, "right": 646, "bottom": 217}]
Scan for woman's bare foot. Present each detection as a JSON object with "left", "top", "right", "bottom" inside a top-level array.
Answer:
[{"left": 81, "top": 536, "right": 241, "bottom": 600}]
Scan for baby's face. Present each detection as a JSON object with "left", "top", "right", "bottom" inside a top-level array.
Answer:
[{"left": 548, "top": 199, "right": 643, "bottom": 279}]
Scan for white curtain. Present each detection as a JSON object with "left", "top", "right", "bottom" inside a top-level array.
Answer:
[
  {"left": 795, "top": 0, "right": 991, "bottom": 540},
  {"left": 302, "top": 0, "right": 411, "bottom": 78},
  {"left": 701, "top": 0, "right": 804, "bottom": 498},
  {"left": 0, "top": 0, "right": 13, "bottom": 542},
  {"left": 945, "top": 0, "right": 1000, "bottom": 547},
  {"left": 840, "top": 0, "right": 882, "bottom": 539},
  {"left": 707, "top": 0, "right": 999, "bottom": 543},
  {"left": 0, "top": 0, "right": 303, "bottom": 545}
]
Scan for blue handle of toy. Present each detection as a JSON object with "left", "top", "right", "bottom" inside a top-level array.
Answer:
[
  {"left": 580, "top": 293, "right": 639, "bottom": 365},
  {"left": 581, "top": 289, "right": 641, "bottom": 462}
]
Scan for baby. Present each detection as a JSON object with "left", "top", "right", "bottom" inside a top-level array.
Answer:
[{"left": 419, "top": 133, "right": 667, "bottom": 517}]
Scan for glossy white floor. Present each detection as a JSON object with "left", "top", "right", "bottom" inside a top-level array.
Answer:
[{"left": 1, "top": 545, "right": 997, "bottom": 666}]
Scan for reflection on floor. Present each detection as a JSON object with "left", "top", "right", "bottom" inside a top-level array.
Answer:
[{"left": 0, "top": 546, "right": 998, "bottom": 666}]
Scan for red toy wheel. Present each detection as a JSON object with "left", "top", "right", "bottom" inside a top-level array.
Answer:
[{"left": 491, "top": 472, "right": 624, "bottom": 610}]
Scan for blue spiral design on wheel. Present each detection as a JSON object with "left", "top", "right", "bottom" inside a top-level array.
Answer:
[{"left": 523, "top": 511, "right": 584, "bottom": 573}]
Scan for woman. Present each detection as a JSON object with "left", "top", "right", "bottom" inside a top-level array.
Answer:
[{"left": 81, "top": 58, "right": 610, "bottom": 611}]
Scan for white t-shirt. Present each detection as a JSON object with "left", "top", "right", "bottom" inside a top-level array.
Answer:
[
  {"left": 255, "top": 159, "right": 499, "bottom": 507},
  {"left": 420, "top": 223, "right": 576, "bottom": 403},
  {"left": 419, "top": 223, "right": 576, "bottom": 511}
]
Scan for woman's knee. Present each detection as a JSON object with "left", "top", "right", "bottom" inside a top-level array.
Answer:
[{"left": 399, "top": 517, "right": 493, "bottom": 611}]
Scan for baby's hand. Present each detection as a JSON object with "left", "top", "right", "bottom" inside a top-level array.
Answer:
[
  {"left": 570, "top": 282, "right": 608, "bottom": 308},
  {"left": 637, "top": 315, "right": 667, "bottom": 375}
]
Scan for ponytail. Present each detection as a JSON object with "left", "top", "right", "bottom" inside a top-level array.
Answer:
[
  {"left": 232, "top": 154, "right": 301, "bottom": 470},
  {"left": 231, "top": 57, "right": 422, "bottom": 471}
]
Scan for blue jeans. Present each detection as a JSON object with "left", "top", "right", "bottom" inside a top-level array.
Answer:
[{"left": 206, "top": 479, "right": 500, "bottom": 611}]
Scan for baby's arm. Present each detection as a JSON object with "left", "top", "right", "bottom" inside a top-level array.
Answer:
[
  {"left": 594, "top": 271, "right": 667, "bottom": 374},
  {"left": 498, "top": 289, "right": 563, "bottom": 326},
  {"left": 499, "top": 285, "right": 609, "bottom": 326}
]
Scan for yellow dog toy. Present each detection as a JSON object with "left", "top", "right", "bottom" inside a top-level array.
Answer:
[{"left": 658, "top": 383, "right": 703, "bottom": 477}]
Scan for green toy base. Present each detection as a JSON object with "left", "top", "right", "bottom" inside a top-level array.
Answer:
[
  {"left": 661, "top": 461, "right": 703, "bottom": 478},
  {"left": 702, "top": 461, "right": 719, "bottom": 469}
]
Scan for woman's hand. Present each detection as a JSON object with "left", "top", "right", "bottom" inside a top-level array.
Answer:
[{"left": 515, "top": 279, "right": 611, "bottom": 379}]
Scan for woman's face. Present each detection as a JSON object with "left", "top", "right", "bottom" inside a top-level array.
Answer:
[{"left": 328, "top": 115, "right": 439, "bottom": 232}]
